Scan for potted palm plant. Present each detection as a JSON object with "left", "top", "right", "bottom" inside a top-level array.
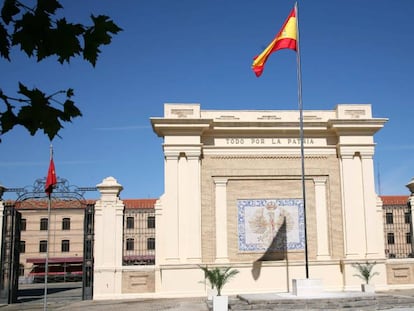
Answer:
[
  {"left": 352, "top": 261, "right": 379, "bottom": 293},
  {"left": 200, "top": 266, "right": 239, "bottom": 311}
]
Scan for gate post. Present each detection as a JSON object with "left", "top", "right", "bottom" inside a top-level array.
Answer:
[{"left": 93, "top": 177, "right": 124, "bottom": 299}]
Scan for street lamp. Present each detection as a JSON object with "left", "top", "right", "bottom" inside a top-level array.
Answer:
[
  {"left": 0, "top": 183, "right": 5, "bottom": 200},
  {"left": 406, "top": 177, "right": 414, "bottom": 195}
]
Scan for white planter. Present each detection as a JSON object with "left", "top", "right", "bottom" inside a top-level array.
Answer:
[
  {"left": 361, "top": 284, "right": 375, "bottom": 293},
  {"left": 207, "top": 288, "right": 218, "bottom": 301},
  {"left": 213, "top": 295, "right": 228, "bottom": 311}
]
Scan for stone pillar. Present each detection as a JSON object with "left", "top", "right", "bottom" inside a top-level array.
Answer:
[
  {"left": 376, "top": 196, "right": 386, "bottom": 258},
  {"left": 339, "top": 151, "right": 366, "bottom": 258},
  {"left": 360, "top": 152, "right": 382, "bottom": 258},
  {"left": 214, "top": 177, "right": 229, "bottom": 263},
  {"left": 93, "top": 177, "right": 124, "bottom": 299},
  {"left": 313, "top": 177, "right": 330, "bottom": 260},
  {"left": 186, "top": 150, "right": 202, "bottom": 263},
  {"left": 162, "top": 150, "right": 180, "bottom": 264},
  {"left": 161, "top": 147, "right": 202, "bottom": 264}
]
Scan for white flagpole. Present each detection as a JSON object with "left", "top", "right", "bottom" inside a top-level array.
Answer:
[
  {"left": 43, "top": 144, "right": 53, "bottom": 311},
  {"left": 294, "top": 2, "right": 309, "bottom": 279}
]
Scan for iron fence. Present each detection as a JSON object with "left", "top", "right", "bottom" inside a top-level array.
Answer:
[
  {"left": 123, "top": 209, "right": 155, "bottom": 265},
  {"left": 383, "top": 204, "right": 413, "bottom": 259}
]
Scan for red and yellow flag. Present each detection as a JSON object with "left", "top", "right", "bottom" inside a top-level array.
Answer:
[
  {"left": 252, "top": 7, "right": 297, "bottom": 77},
  {"left": 45, "top": 158, "right": 57, "bottom": 195}
]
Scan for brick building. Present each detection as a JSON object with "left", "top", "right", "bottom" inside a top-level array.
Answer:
[
  {"left": 14, "top": 198, "right": 156, "bottom": 283},
  {"left": 381, "top": 195, "right": 412, "bottom": 259}
]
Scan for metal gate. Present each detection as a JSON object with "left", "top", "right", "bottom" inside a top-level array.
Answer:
[
  {"left": 0, "top": 178, "right": 96, "bottom": 303},
  {"left": 82, "top": 203, "right": 94, "bottom": 300}
]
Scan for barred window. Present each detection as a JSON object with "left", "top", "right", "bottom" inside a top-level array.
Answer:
[
  {"left": 387, "top": 232, "right": 395, "bottom": 245},
  {"left": 62, "top": 218, "right": 71, "bottom": 230},
  {"left": 126, "top": 238, "right": 134, "bottom": 251},
  {"left": 126, "top": 217, "right": 134, "bottom": 229},
  {"left": 406, "top": 233, "right": 412, "bottom": 244},
  {"left": 405, "top": 212, "right": 411, "bottom": 224},
  {"left": 147, "top": 238, "right": 155, "bottom": 250},
  {"left": 40, "top": 218, "right": 48, "bottom": 230},
  {"left": 386, "top": 212, "right": 394, "bottom": 224},
  {"left": 61, "top": 240, "right": 70, "bottom": 252},
  {"left": 20, "top": 241, "right": 26, "bottom": 253},
  {"left": 147, "top": 216, "right": 155, "bottom": 229},
  {"left": 39, "top": 240, "right": 47, "bottom": 253},
  {"left": 21, "top": 218, "right": 26, "bottom": 231}
]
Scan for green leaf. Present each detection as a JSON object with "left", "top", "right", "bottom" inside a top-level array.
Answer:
[
  {"left": 83, "top": 15, "right": 122, "bottom": 66},
  {"left": 12, "top": 11, "right": 52, "bottom": 58},
  {"left": 37, "top": 0, "right": 63, "bottom": 15},
  {"left": 1, "top": 0, "right": 20, "bottom": 25},
  {"left": 63, "top": 99, "right": 82, "bottom": 121},
  {"left": 0, "top": 22, "right": 10, "bottom": 60},
  {"left": 51, "top": 18, "right": 84, "bottom": 64},
  {"left": 0, "top": 106, "right": 18, "bottom": 134}
]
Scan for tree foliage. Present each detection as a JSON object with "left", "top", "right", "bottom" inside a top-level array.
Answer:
[{"left": 0, "top": 0, "right": 122, "bottom": 141}]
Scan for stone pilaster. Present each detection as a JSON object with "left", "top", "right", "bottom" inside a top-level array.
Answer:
[
  {"left": 214, "top": 177, "right": 229, "bottom": 263},
  {"left": 339, "top": 151, "right": 365, "bottom": 258},
  {"left": 313, "top": 177, "right": 330, "bottom": 260},
  {"left": 162, "top": 150, "right": 180, "bottom": 263},
  {"left": 360, "top": 152, "right": 382, "bottom": 258}
]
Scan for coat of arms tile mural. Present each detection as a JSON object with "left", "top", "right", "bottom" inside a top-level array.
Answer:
[{"left": 238, "top": 199, "right": 305, "bottom": 252}]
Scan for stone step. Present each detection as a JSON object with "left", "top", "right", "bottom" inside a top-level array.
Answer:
[{"left": 205, "top": 294, "right": 414, "bottom": 311}]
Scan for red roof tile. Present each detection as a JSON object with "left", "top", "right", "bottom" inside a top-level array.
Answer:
[
  {"left": 5, "top": 198, "right": 156, "bottom": 210},
  {"left": 380, "top": 195, "right": 409, "bottom": 205},
  {"left": 123, "top": 199, "right": 156, "bottom": 209}
]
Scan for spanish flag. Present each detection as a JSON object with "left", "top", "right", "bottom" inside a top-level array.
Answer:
[{"left": 252, "top": 7, "right": 297, "bottom": 77}]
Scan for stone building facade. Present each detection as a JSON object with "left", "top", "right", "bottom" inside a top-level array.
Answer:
[{"left": 150, "top": 103, "right": 388, "bottom": 295}]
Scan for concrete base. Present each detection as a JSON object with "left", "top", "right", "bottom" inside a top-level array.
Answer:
[{"left": 292, "top": 279, "right": 323, "bottom": 296}]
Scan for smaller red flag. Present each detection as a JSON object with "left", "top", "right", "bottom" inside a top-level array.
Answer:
[{"left": 45, "top": 158, "right": 57, "bottom": 195}]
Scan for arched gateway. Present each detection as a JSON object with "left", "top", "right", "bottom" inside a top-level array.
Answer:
[{"left": 151, "top": 103, "right": 388, "bottom": 295}]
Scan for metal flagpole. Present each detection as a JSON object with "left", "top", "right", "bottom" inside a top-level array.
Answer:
[
  {"left": 294, "top": 1, "right": 309, "bottom": 279},
  {"left": 44, "top": 145, "right": 53, "bottom": 311}
]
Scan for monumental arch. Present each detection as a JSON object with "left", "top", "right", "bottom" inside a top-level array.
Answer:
[{"left": 151, "top": 103, "right": 388, "bottom": 295}]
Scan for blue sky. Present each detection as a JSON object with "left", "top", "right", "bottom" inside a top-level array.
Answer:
[{"left": 1, "top": 0, "right": 413, "bottom": 199}]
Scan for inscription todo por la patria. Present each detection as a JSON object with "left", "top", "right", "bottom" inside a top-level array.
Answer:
[{"left": 223, "top": 138, "right": 317, "bottom": 145}]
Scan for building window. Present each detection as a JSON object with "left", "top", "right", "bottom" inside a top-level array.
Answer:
[
  {"left": 62, "top": 218, "right": 71, "bottom": 230},
  {"left": 126, "top": 217, "right": 134, "bottom": 229},
  {"left": 21, "top": 218, "right": 26, "bottom": 231},
  {"left": 61, "top": 240, "right": 70, "bottom": 252},
  {"left": 147, "top": 216, "right": 155, "bottom": 229},
  {"left": 386, "top": 212, "right": 393, "bottom": 224},
  {"left": 147, "top": 238, "right": 155, "bottom": 250},
  {"left": 406, "top": 233, "right": 412, "bottom": 244},
  {"left": 405, "top": 212, "right": 411, "bottom": 224},
  {"left": 19, "top": 264, "right": 24, "bottom": 277},
  {"left": 126, "top": 238, "right": 134, "bottom": 251},
  {"left": 39, "top": 240, "right": 47, "bottom": 253},
  {"left": 40, "top": 218, "right": 48, "bottom": 231},
  {"left": 20, "top": 241, "right": 26, "bottom": 253},
  {"left": 387, "top": 232, "right": 395, "bottom": 245}
]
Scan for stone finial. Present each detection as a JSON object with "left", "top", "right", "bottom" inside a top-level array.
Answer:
[
  {"left": 406, "top": 177, "right": 414, "bottom": 194},
  {"left": 96, "top": 176, "right": 123, "bottom": 197}
]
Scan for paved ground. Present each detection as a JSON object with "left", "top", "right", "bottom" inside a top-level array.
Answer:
[{"left": 2, "top": 283, "right": 414, "bottom": 310}]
